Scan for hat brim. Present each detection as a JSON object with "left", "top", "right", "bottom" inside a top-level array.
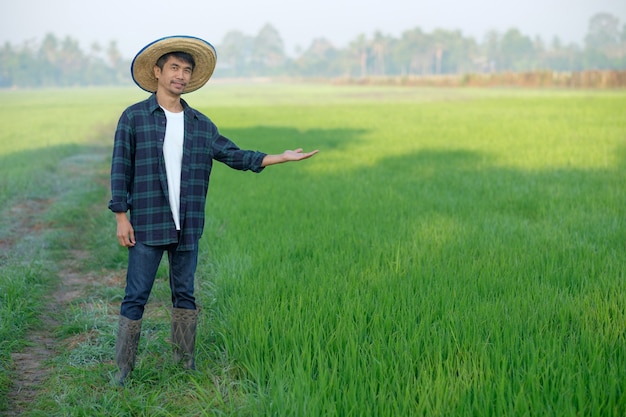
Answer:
[{"left": 131, "top": 36, "right": 217, "bottom": 94}]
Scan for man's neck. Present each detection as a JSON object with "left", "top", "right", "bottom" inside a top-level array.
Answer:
[{"left": 156, "top": 90, "right": 183, "bottom": 113}]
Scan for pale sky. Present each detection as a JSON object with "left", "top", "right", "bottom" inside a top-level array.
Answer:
[{"left": 2, "top": 0, "right": 625, "bottom": 58}]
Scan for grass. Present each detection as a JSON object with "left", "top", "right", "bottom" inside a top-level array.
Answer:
[{"left": 0, "top": 83, "right": 624, "bottom": 416}]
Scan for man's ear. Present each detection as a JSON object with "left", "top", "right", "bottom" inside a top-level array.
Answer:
[{"left": 153, "top": 65, "right": 161, "bottom": 80}]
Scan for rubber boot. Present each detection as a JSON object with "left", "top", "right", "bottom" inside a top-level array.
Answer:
[
  {"left": 114, "top": 315, "right": 142, "bottom": 386},
  {"left": 171, "top": 307, "right": 198, "bottom": 370}
]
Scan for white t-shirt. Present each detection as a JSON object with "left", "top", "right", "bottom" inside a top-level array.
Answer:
[{"left": 161, "top": 107, "right": 185, "bottom": 230}]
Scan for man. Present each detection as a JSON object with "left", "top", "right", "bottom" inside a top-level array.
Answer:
[{"left": 108, "top": 35, "right": 317, "bottom": 386}]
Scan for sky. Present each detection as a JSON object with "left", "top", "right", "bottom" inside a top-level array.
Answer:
[{"left": 2, "top": 0, "right": 625, "bottom": 59}]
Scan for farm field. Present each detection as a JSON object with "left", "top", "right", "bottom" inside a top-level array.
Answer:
[{"left": 0, "top": 83, "right": 625, "bottom": 416}]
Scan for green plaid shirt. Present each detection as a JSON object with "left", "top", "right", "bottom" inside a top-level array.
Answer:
[{"left": 108, "top": 94, "right": 266, "bottom": 250}]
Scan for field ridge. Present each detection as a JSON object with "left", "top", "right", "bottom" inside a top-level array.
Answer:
[{"left": 3, "top": 150, "right": 109, "bottom": 416}]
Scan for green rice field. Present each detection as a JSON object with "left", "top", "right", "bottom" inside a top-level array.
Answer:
[{"left": 0, "top": 84, "right": 625, "bottom": 416}]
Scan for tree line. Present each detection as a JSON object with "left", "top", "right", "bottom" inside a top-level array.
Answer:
[
  {"left": 0, "top": 34, "right": 127, "bottom": 88},
  {"left": 1, "top": 12, "right": 624, "bottom": 88}
]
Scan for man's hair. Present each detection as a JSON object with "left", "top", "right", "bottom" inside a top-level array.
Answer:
[{"left": 155, "top": 51, "right": 196, "bottom": 71}]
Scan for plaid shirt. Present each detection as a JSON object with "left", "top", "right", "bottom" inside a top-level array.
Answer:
[{"left": 108, "top": 94, "right": 266, "bottom": 250}]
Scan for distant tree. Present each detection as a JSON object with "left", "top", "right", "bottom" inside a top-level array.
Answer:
[
  {"left": 543, "top": 36, "right": 579, "bottom": 71},
  {"left": 533, "top": 35, "right": 545, "bottom": 55},
  {"left": 252, "top": 23, "right": 287, "bottom": 75},
  {"left": 90, "top": 41, "right": 102, "bottom": 56},
  {"left": 584, "top": 13, "right": 624, "bottom": 69},
  {"left": 585, "top": 12, "right": 621, "bottom": 49},
  {"left": 370, "top": 31, "right": 393, "bottom": 76},
  {"left": 483, "top": 30, "right": 500, "bottom": 72},
  {"left": 40, "top": 33, "right": 59, "bottom": 64},
  {"left": 347, "top": 34, "right": 370, "bottom": 77},
  {"left": 57, "top": 36, "right": 83, "bottom": 85},
  {"left": 38, "top": 33, "right": 61, "bottom": 85},
  {"left": 107, "top": 41, "right": 122, "bottom": 68},
  {"left": 430, "top": 30, "right": 447, "bottom": 74},
  {"left": 499, "top": 28, "right": 535, "bottom": 71},
  {"left": 218, "top": 30, "right": 254, "bottom": 77},
  {"left": 393, "top": 27, "right": 431, "bottom": 75},
  {"left": 0, "top": 42, "right": 16, "bottom": 87},
  {"left": 295, "top": 38, "right": 342, "bottom": 76},
  {"left": 8, "top": 40, "right": 37, "bottom": 87},
  {"left": 430, "top": 29, "right": 477, "bottom": 74}
]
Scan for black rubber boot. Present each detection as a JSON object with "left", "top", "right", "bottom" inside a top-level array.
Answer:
[
  {"left": 171, "top": 307, "right": 198, "bottom": 370},
  {"left": 114, "top": 315, "right": 142, "bottom": 386}
]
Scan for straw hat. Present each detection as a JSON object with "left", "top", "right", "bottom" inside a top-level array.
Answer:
[{"left": 131, "top": 35, "right": 217, "bottom": 94}]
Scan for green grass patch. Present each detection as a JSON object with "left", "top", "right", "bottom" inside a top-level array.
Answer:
[{"left": 0, "top": 84, "right": 624, "bottom": 416}]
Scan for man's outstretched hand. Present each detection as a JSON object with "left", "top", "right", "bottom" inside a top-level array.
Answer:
[{"left": 262, "top": 148, "right": 319, "bottom": 167}]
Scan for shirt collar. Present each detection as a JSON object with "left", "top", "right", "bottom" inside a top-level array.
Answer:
[{"left": 147, "top": 93, "right": 193, "bottom": 117}]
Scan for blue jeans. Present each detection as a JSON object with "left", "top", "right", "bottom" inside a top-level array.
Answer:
[{"left": 120, "top": 241, "right": 198, "bottom": 320}]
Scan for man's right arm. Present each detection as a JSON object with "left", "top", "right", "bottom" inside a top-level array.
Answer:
[
  {"left": 110, "top": 112, "right": 135, "bottom": 247},
  {"left": 115, "top": 212, "right": 135, "bottom": 247}
]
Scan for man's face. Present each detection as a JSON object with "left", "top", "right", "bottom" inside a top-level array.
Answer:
[{"left": 153, "top": 55, "right": 193, "bottom": 95}]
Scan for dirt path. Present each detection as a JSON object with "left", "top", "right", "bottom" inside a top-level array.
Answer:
[
  {"left": 6, "top": 301, "right": 61, "bottom": 415},
  {"left": 3, "top": 155, "right": 108, "bottom": 415}
]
